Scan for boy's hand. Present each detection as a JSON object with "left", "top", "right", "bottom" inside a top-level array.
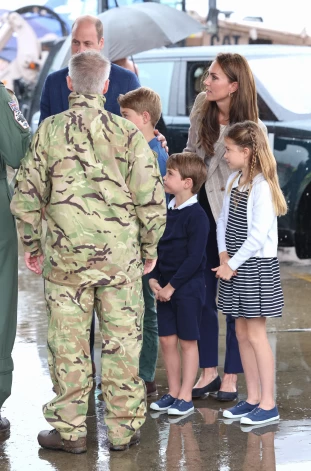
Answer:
[
  {"left": 154, "top": 129, "right": 169, "bottom": 153},
  {"left": 157, "top": 283, "right": 175, "bottom": 302},
  {"left": 219, "top": 251, "right": 230, "bottom": 265},
  {"left": 149, "top": 278, "right": 162, "bottom": 296},
  {"left": 144, "top": 258, "right": 157, "bottom": 274},
  {"left": 212, "top": 263, "right": 235, "bottom": 281},
  {"left": 24, "top": 252, "right": 44, "bottom": 275}
]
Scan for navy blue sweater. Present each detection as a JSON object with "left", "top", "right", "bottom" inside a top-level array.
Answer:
[{"left": 151, "top": 203, "right": 210, "bottom": 290}]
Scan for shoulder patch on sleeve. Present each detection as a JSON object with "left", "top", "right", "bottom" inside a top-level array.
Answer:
[{"left": 8, "top": 100, "right": 29, "bottom": 129}]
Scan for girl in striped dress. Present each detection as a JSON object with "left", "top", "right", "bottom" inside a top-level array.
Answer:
[{"left": 212, "top": 120, "right": 287, "bottom": 426}]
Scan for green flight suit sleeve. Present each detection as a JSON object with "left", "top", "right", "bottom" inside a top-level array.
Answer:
[
  {"left": 10, "top": 126, "right": 51, "bottom": 256},
  {"left": 127, "top": 130, "right": 167, "bottom": 260},
  {"left": 0, "top": 82, "right": 31, "bottom": 168}
]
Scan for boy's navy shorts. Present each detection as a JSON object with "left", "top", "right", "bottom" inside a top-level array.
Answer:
[{"left": 157, "top": 277, "right": 206, "bottom": 341}]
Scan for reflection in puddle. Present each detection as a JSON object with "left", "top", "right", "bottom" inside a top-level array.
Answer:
[
  {"left": 1, "top": 249, "right": 311, "bottom": 470},
  {"left": 151, "top": 409, "right": 311, "bottom": 471}
]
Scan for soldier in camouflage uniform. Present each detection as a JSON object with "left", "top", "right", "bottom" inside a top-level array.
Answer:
[{"left": 11, "top": 51, "right": 166, "bottom": 453}]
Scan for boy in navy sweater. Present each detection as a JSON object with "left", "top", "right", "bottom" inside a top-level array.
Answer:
[
  {"left": 118, "top": 87, "right": 168, "bottom": 398},
  {"left": 149, "top": 153, "right": 209, "bottom": 416}
]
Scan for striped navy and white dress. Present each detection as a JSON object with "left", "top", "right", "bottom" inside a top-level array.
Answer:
[{"left": 217, "top": 187, "right": 284, "bottom": 318}]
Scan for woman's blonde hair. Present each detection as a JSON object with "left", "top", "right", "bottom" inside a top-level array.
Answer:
[
  {"left": 196, "top": 53, "right": 258, "bottom": 158},
  {"left": 225, "top": 121, "right": 287, "bottom": 216}
]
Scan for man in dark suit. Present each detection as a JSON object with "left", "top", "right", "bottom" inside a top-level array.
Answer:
[{"left": 39, "top": 15, "right": 140, "bottom": 123}]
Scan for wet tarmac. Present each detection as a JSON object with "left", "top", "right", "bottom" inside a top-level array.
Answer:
[{"left": 0, "top": 246, "right": 310, "bottom": 470}]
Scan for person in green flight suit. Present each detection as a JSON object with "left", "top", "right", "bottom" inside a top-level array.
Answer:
[{"left": 0, "top": 81, "right": 30, "bottom": 438}]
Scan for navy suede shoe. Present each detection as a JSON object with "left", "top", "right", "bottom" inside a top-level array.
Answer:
[
  {"left": 192, "top": 376, "right": 221, "bottom": 398},
  {"left": 216, "top": 389, "right": 238, "bottom": 402}
]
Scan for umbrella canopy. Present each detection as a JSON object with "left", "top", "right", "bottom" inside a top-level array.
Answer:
[{"left": 98, "top": 3, "right": 203, "bottom": 62}]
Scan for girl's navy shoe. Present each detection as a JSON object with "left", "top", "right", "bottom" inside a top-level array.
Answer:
[
  {"left": 167, "top": 399, "right": 194, "bottom": 416},
  {"left": 150, "top": 394, "right": 176, "bottom": 411},
  {"left": 240, "top": 406, "right": 279, "bottom": 425},
  {"left": 223, "top": 400, "right": 259, "bottom": 419}
]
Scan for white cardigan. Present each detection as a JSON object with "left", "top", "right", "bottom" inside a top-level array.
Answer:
[{"left": 217, "top": 171, "right": 278, "bottom": 271}]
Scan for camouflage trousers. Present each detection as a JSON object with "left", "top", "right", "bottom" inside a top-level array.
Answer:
[{"left": 44, "top": 278, "right": 146, "bottom": 446}]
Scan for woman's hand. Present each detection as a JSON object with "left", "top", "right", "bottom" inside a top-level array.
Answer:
[
  {"left": 212, "top": 263, "right": 235, "bottom": 281},
  {"left": 218, "top": 252, "right": 237, "bottom": 276},
  {"left": 149, "top": 278, "right": 162, "bottom": 296},
  {"left": 157, "top": 283, "right": 175, "bottom": 302},
  {"left": 154, "top": 129, "right": 169, "bottom": 153}
]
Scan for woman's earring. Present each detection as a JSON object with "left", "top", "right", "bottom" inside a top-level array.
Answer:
[{"left": 228, "top": 92, "right": 232, "bottom": 98}]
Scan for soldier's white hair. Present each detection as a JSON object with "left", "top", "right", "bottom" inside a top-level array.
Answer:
[{"left": 68, "top": 51, "right": 111, "bottom": 95}]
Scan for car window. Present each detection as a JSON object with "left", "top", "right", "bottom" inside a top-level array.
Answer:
[
  {"left": 249, "top": 56, "right": 311, "bottom": 116},
  {"left": 186, "top": 61, "right": 211, "bottom": 115},
  {"left": 136, "top": 61, "right": 175, "bottom": 115},
  {"left": 274, "top": 136, "right": 310, "bottom": 188},
  {"left": 186, "top": 60, "right": 277, "bottom": 121}
]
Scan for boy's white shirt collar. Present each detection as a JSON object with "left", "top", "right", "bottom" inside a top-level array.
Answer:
[{"left": 168, "top": 194, "right": 198, "bottom": 210}]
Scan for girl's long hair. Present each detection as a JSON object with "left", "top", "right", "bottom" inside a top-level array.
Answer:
[
  {"left": 196, "top": 53, "right": 258, "bottom": 157},
  {"left": 225, "top": 121, "right": 287, "bottom": 216}
]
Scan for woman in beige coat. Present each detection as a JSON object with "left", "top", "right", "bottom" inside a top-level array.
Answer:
[{"left": 185, "top": 53, "right": 264, "bottom": 401}]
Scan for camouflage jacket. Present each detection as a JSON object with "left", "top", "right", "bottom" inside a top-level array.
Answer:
[{"left": 11, "top": 93, "right": 166, "bottom": 287}]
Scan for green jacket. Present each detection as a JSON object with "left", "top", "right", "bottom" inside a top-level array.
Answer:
[
  {"left": 0, "top": 82, "right": 30, "bottom": 179},
  {"left": 11, "top": 93, "right": 166, "bottom": 287}
]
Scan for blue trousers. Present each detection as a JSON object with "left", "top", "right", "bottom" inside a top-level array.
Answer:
[
  {"left": 198, "top": 185, "right": 243, "bottom": 374},
  {"left": 198, "top": 262, "right": 243, "bottom": 373}
]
